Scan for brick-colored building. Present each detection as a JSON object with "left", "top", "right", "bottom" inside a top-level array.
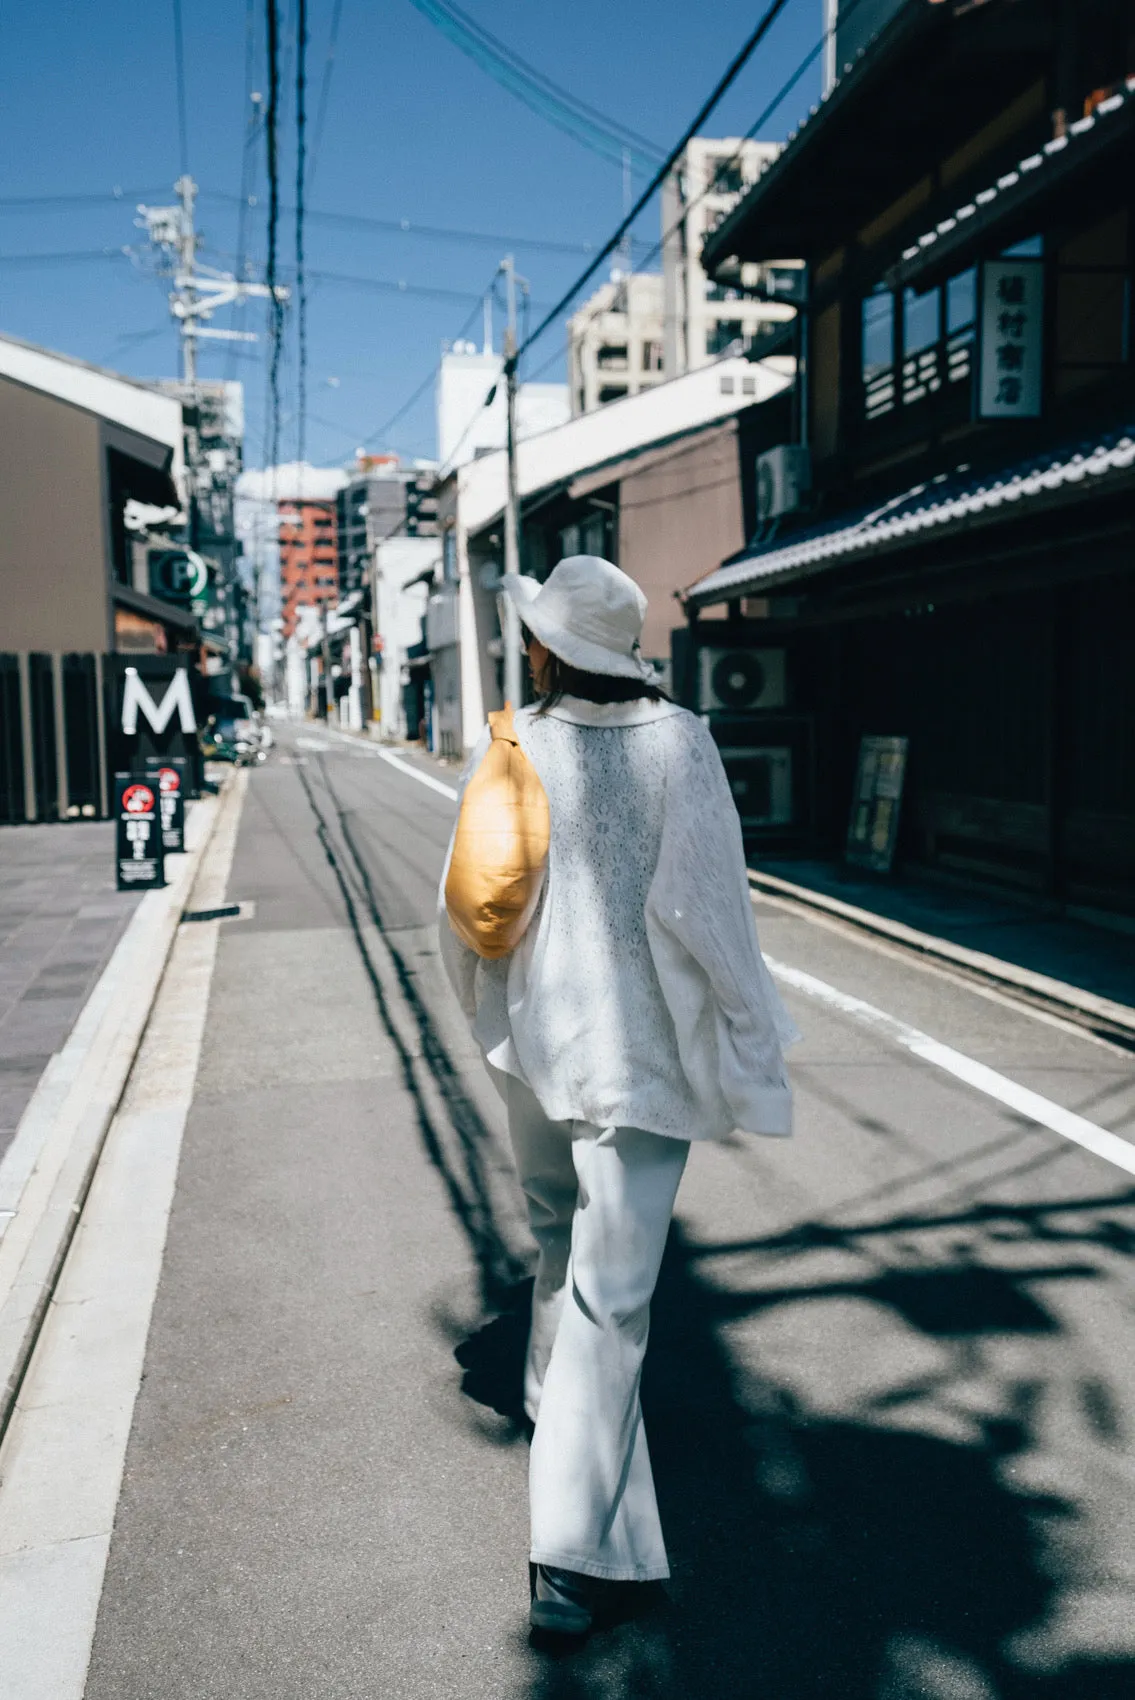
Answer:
[{"left": 279, "top": 498, "right": 339, "bottom": 638}]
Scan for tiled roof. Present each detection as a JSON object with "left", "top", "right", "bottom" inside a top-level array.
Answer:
[
  {"left": 686, "top": 426, "right": 1135, "bottom": 606},
  {"left": 889, "top": 77, "right": 1135, "bottom": 289}
]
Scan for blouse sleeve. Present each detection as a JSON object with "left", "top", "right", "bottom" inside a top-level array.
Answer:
[
  {"left": 649, "top": 715, "right": 799, "bottom": 1134},
  {"left": 437, "top": 725, "right": 492, "bottom": 1019}
]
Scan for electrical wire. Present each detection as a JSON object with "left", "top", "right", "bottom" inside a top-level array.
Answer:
[
  {"left": 404, "top": 0, "right": 662, "bottom": 173},
  {"left": 307, "top": 0, "right": 345, "bottom": 194},
  {"left": 264, "top": 0, "right": 284, "bottom": 473},
  {"left": 296, "top": 0, "right": 309, "bottom": 465},
  {"left": 558, "top": 0, "right": 875, "bottom": 377},
  {"left": 172, "top": 0, "right": 190, "bottom": 176},
  {"left": 0, "top": 248, "right": 132, "bottom": 265},
  {"left": 0, "top": 187, "right": 169, "bottom": 210},
  {"left": 304, "top": 266, "right": 525, "bottom": 305},
  {"left": 201, "top": 189, "right": 625, "bottom": 257},
  {"left": 346, "top": 273, "right": 495, "bottom": 459},
  {"left": 228, "top": 0, "right": 263, "bottom": 381},
  {"left": 517, "top": 0, "right": 793, "bottom": 363}
]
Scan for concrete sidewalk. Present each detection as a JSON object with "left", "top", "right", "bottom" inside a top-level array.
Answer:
[
  {"left": 0, "top": 826, "right": 142, "bottom": 1162},
  {"left": 753, "top": 857, "right": 1135, "bottom": 1016}
]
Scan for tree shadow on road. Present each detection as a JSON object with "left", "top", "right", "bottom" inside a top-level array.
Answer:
[{"left": 456, "top": 1186, "right": 1135, "bottom": 1700}]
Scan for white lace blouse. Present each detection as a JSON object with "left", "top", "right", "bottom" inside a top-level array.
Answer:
[{"left": 438, "top": 696, "right": 798, "bottom": 1143}]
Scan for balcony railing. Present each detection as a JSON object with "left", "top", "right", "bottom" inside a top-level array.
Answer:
[{"left": 864, "top": 329, "right": 975, "bottom": 423}]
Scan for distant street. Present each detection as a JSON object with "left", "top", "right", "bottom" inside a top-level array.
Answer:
[{"left": 64, "top": 723, "right": 1135, "bottom": 1699}]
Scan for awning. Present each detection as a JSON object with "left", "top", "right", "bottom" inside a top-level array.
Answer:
[
  {"left": 112, "top": 582, "right": 198, "bottom": 632},
  {"left": 886, "top": 78, "right": 1135, "bottom": 294},
  {"left": 685, "top": 425, "right": 1135, "bottom": 608}
]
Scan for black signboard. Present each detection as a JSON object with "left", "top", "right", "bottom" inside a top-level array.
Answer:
[
  {"left": 115, "top": 773, "right": 165, "bottom": 891},
  {"left": 846, "top": 735, "right": 908, "bottom": 873},
  {"left": 144, "top": 755, "right": 187, "bottom": 853}
]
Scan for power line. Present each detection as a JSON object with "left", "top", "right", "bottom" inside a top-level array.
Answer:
[
  {"left": 171, "top": 0, "right": 190, "bottom": 176},
  {"left": 345, "top": 273, "right": 495, "bottom": 459},
  {"left": 264, "top": 0, "right": 284, "bottom": 472},
  {"left": 560, "top": 0, "right": 869, "bottom": 359},
  {"left": 518, "top": 0, "right": 794, "bottom": 362},
  {"left": 404, "top": 0, "right": 663, "bottom": 172},
  {"left": 305, "top": 266, "right": 525, "bottom": 305},
  {"left": 0, "top": 187, "right": 170, "bottom": 210},
  {"left": 0, "top": 248, "right": 132, "bottom": 265},
  {"left": 202, "top": 189, "right": 627, "bottom": 257},
  {"left": 307, "top": 0, "right": 345, "bottom": 194},
  {"left": 228, "top": 0, "right": 263, "bottom": 380},
  {"left": 296, "top": 0, "right": 309, "bottom": 466}
]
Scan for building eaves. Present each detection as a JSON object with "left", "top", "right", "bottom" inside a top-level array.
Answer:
[
  {"left": 112, "top": 582, "right": 199, "bottom": 631},
  {"left": 887, "top": 78, "right": 1135, "bottom": 293},
  {"left": 0, "top": 329, "right": 174, "bottom": 398},
  {"left": 701, "top": 0, "right": 937, "bottom": 273},
  {"left": 685, "top": 425, "right": 1135, "bottom": 607}
]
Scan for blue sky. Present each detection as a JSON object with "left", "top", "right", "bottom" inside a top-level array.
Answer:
[{"left": 0, "top": 0, "right": 823, "bottom": 470}]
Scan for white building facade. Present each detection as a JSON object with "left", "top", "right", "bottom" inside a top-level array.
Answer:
[{"left": 436, "top": 345, "right": 570, "bottom": 469}]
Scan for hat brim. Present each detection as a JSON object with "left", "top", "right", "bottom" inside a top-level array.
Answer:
[{"left": 502, "top": 574, "right": 653, "bottom": 681}]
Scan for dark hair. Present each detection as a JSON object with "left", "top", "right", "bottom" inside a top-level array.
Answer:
[{"left": 533, "top": 646, "right": 669, "bottom": 714}]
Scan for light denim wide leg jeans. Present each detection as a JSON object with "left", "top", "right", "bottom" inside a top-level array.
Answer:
[{"left": 505, "top": 1074, "right": 689, "bottom": 1583}]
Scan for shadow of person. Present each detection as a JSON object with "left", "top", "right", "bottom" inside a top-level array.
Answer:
[
  {"left": 507, "top": 1220, "right": 1134, "bottom": 1700},
  {"left": 454, "top": 1277, "right": 534, "bottom": 1429}
]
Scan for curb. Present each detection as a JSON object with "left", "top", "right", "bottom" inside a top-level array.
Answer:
[
  {"left": 748, "top": 867, "right": 1135, "bottom": 1042},
  {"left": 0, "top": 779, "right": 236, "bottom": 1434}
]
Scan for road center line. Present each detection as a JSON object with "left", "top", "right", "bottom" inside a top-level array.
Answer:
[{"left": 766, "top": 957, "right": 1135, "bottom": 1179}]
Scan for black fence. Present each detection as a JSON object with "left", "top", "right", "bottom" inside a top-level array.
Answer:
[{"left": 0, "top": 653, "right": 203, "bottom": 826}]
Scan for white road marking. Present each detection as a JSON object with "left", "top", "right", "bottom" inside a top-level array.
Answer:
[
  {"left": 375, "top": 748, "right": 459, "bottom": 800},
  {"left": 767, "top": 957, "right": 1135, "bottom": 1179},
  {"left": 0, "top": 774, "right": 248, "bottom": 1698},
  {"left": 295, "top": 735, "right": 332, "bottom": 751}
]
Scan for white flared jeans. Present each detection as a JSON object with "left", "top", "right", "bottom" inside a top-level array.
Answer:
[{"left": 505, "top": 1073, "right": 689, "bottom": 1583}]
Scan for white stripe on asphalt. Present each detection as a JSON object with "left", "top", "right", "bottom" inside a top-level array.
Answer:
[
  {"left": 309, "top": 740, "right": 1134, "bottom": 1174},
  {"left": 766, "top": 957, "right": 1135, "bottom": 1178},
  {"left": 375, "top": 748, "right": 459, "bottom": 800}
]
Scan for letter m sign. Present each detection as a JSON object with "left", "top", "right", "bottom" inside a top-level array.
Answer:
[{"left": 121, "top": 668, "right": 198, "bottom": 736}]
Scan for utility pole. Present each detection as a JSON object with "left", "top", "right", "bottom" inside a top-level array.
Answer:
[
  {"left": 136, "top": 183, "right": 291, "bottom": 671},
  {"left": 501, "top": 254, "right": 526, "bottom": 711}
]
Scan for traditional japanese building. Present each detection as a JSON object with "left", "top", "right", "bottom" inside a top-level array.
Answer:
[{"left": 684, "top": 0, "right": 1135, "bottom": 921}]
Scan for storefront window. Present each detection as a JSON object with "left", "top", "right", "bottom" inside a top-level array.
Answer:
[
  {"left": 862, "top": 286, "right": 895, "bottom": 418},
  {"left": 904, "top": 286, "right": 941, "bottom": 355},
  {"left": 946, "top": 267, "right": 977, "bottom": 335}
]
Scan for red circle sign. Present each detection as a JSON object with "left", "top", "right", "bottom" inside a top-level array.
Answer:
[
  {"left": 156, "top": 767, "right": 181, "bottom": 795},
  {"left": 122, "top": 784, "right": 155, "bottom": 815}
]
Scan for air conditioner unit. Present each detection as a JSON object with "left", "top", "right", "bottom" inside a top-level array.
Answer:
[
  {"left": 756, "top": 444, "right": 812, "bottom": 522},
  {"left": 698, "top": 647, "right": 786, "bottom": 712},
  {"left": 718, "top": 746, "right": 793, "bottom": 827}
]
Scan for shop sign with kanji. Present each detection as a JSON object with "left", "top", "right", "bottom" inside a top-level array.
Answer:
[{"left": 978, "top": 258, "right": 1044, "bottom": 419}]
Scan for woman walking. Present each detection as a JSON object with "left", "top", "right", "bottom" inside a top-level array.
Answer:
[{"left": 439, "top": 555, "right": 797, "bottom": 1636}]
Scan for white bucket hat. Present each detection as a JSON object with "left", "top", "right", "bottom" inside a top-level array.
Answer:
[{"left": 502, "top": 555, "right": 654, "bottom": 681}]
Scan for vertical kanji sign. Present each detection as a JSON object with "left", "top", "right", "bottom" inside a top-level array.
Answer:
[
  {"left": 978, "top": 258, "right": 1044, "bottom": 419},
  {"left": 115, "top": 774, "right": 165, "bottom": 891}
]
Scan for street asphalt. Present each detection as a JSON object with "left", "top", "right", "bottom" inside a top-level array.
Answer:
[{"left": 83, "top": 724, "right": 1135, "bottom": 1699}]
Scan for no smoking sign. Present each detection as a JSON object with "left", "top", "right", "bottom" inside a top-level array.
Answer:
[{"left": 115, "top": 773, "right": 165, "bottom": 891}]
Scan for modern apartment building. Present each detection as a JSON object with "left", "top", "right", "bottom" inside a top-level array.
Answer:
[
  {"left": 278, "top": 497, "right": 340, "bottom": 639},
  {"left": 567, "top": 273, "right": 665, "bottom": 416},
  {"left": 661, "top": 136, "right": 799, "bottom": 378},
  {"left": 336, "top": 455, "right": 439, "bottom": 598}
]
